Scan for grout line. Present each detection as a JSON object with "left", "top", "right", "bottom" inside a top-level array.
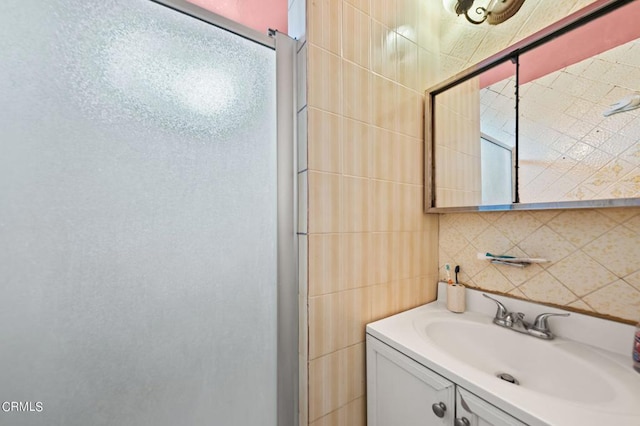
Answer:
[
  {"left": 308, "top": 341, "right": 365, "bottom": 363},
  {"left": 308, "top": 275, "right": 434, "bottom": 299},
  {"left": 309, "top": 395, "right": 365, "bottom": 425}
]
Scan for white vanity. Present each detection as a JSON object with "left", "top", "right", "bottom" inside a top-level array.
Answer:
[{"left": 366, "top": 283, "right": 640, "bottom": 426}]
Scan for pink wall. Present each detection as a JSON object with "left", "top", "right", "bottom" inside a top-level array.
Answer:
[
  {"left": 188, "top": 0, "right": 288, "bottom": 35},
  {"left": 519, "top": 0, "right": 640, "bottom": 85},
  {"left": 480, "top": 0, "right": 640, "bottom": 88}
]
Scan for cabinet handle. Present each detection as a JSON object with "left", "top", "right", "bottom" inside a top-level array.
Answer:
[
  {"left": 454, "top": 417, "right": 470, "bottom": 426},
  {"left": 431, "top": 402, "right": 447, "bottom": 418}
]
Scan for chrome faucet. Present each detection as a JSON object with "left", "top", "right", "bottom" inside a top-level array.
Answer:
[{"left": 483, "top": 294, "right": 569, "bottom": 340}]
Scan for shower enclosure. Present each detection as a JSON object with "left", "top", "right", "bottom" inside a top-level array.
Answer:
[{"left": 0, "top": 0, "right": 297, "bottom": 425}]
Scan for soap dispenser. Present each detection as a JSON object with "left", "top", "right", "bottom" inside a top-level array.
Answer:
[{"left": 634, "top": 321, "right": 640, "bottom": 373}]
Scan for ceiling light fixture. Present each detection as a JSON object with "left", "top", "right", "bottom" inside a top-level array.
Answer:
[{"left": 442, "top": 0, "right": 526, "bottom": 25}]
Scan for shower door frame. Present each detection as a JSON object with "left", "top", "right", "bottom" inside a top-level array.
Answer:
[{"left": 150, "top": 2, "right": 298, "bottom": 425}]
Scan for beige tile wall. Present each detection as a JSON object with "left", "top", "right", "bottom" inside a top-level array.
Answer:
[
  {"left": 439, "top": 208, "right": 640, "bottom": 322},
  {"left": 436, "top": 0, "right": 640, "bottom": 324},
  {"left": 302, "top": 0, "right": 441, "bottom": 425}
]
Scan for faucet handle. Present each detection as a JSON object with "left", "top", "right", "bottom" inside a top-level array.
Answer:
[
  {"left": 531, "top": 312, "right": 570, "bottom": 332},
  {"left": 482, "top": 293, "right": 509, "bottom": 320},
  {"left": 527, "top": 312, "right": 570, "bottom": 339}
]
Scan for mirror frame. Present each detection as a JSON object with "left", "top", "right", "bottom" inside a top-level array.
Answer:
[{"left": 425, "top": 0, "right": 640, "bottom": 213}]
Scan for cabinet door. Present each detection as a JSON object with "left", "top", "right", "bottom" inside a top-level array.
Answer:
[
  {"left": 367, "top": 336, "right": 455, "bottom": 426},
  {"left": 455, "top": 387, "right": 528, "bottom": 426}
]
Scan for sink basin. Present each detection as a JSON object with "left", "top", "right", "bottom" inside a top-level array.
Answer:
[
  {"left": 416, "top": 314, "right": 617, "bottom": 404},
  {"left": 367, "top": 284, "right": 640, "bottom": 425}
]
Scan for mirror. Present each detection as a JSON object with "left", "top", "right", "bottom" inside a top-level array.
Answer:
[
  {"left": 432, "top": 63, "right": 516, "bottom": 208},
  {"left": 426, "top": 0, "right": 640, "bottom": 212}
]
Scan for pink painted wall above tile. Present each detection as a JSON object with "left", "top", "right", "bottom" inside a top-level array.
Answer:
[
  {"left": 188, "top": 0, "right": 287, "bottom": 34},
  {"left": 480, "top": 0, "right": 640, "bottom": 88}
]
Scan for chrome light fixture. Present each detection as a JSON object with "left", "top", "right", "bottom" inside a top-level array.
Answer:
[{"left": 443, "top": 0, "right": 526, "bottom": 25}]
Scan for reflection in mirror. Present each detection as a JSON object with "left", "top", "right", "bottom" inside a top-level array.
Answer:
[
  {"left": 479, "top": 62, "right": 517, "bottom": 205},
  {"left": 481, "top": 135, "right": 513, "bottom": 204},
  {"left": 518, "top": 0, "right": 640, "bottom": 203},
  {"left": 426, "top": 0, "right": 640, "bottom": 212},
  {"left": 433, "top": 62, "right": 515, "bottom": 207}
]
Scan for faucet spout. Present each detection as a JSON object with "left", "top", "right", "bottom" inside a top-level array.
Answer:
[{"left": 504, "top": 312, "right": 530, "bottom": 333}]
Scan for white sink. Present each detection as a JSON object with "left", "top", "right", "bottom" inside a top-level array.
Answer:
[
  {"left": 366, "top": 283, "right": 640, "bottom": 426},
  {"left": 418, "top": 315, "right": 615, "bottom": 404}
]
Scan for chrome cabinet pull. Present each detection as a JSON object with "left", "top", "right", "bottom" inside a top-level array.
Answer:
[
  {"left": 431, "top": 402, "right": 447, "bottom": 418},
  {"left": 454, "top": 417, "right": 471, "bottom": 426}
]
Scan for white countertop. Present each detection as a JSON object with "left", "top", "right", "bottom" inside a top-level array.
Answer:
[{"left": 366, "top": 282, "right": 640, "bottom": 426}]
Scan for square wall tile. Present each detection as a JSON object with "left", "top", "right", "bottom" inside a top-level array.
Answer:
[
  {"left": 342, "top": 60, "right": 371, "bottom": 123},
  {"left": 308, "top": 171, "right": 341, "bottom": 233},
  {"left": 308, "top": 343, "right": 366, "bottom": 421},
  {"left": 309, "top": 234, "right": 342, "bottom": 296},
  {"left": 547, "top": 210, "right": 616, "bottom": 248},
  {"left": 371, "top": 20, "right": 396, "bottom": 80},
  {"left": 371, "top": 180, "right": 397, "bottom": 232},
  {"left": 308, "top": 0, "right": 342, "bottom": 55},
  {"left": 341, "top": 176, "right": 371, "bottom": 233},
  {"left": 309, "top": 397, "right": 365, "bottom": 426},
  {"left": 371, "top": 127, "right": 397, "bottom": 182},
  {"left": 547, "top": 251, "right": 617, "bottom": 296},
  {"left": 583, "top": 280, "right": 640, "bottom": 321},
  {"left": 371, "top": 182, "right": 424, "bottom": 233},
  {"left": 308, "top": 107, "right": 342, "bottom": 173},
  {"left": 397, "top": 134, "right": 422, "bottom": 185},
  {"left": 308, "top": 45, "right": 342, "bottom": 115},
  {"left": 421, "top": 226, "right": 439, "bottom": 275},
  {"left": 370, "top": 277, "right": 427, "bottom": 321},
  {"left": 371, "top": 232, "right": 392, "bottom": 285},
  {"left": 518, "top": 271, "right": 577, "bottom": 305},
  {"left": 371, "top": 0, "right": 396, "bottom": 29},
  {"left": 343, "top": 118, "right": 371, "bottom": 178},
  {"left": 342, "top": 3, "right": 370, "bottom": 69},
  {"left": 371, "top": 75, "right": 397, "bottom": 132},
  {"left": 340, "top": 233, "right": 373, "bottom": 289},
  {"left": 418, "top": 47, "right": 439, "bottom": 92},
  {"left": 309, "top": 288, "right": 371, "bottom": 359},
  {"left": 396, "top": 0, "right": 418, "bottom": 42},
  {"left": 397, "top": 36, "right": 419, "bottom": 91},
  {"left": 417, "top": 0, "right": 440, "bottom": 50},
  {"left": 583, "top": 225, "right": 640, "bottom": 277},
  {"left": 396, "top": 86, "right": 423, "bottom": 139}
]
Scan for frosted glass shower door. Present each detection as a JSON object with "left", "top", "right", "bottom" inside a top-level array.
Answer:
[{"left": 0, "top": 1, "right": 277, "bottom": 425}]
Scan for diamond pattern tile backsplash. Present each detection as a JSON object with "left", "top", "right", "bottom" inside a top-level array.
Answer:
[{"left": 439, "top": 208, "right": 640, "bottom": 322}]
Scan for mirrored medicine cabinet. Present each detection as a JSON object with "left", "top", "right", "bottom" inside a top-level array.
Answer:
[{"left": 425, "top": 0, "right": 640, "bottom": 213}]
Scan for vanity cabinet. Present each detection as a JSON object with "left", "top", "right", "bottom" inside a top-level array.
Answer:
[{"left": 366, "top": 336, "right": 526, "bottom": 426}]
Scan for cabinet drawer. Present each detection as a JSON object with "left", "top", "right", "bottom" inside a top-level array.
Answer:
[
  {"left": 367, "top": 335, "right": 455, "bottom": 426},
  {"left": 456, "top": 387, "right": 528, "bottom": 426}
]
